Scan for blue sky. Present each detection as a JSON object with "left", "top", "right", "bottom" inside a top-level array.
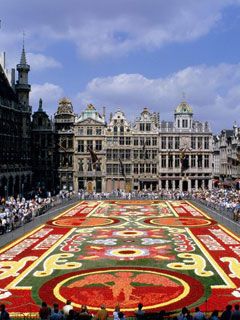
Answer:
[{"left": 1, "top": 0, "right": 240, "bottom": 132}]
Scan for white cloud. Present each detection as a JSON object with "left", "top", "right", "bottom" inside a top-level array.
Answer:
[
  {"left": 0, "top": 0, "right": 238, "bottom": 58},
  {"left": 30, "top": 83, "right": 64, "bottom": 114},
  {"left": 28, "top": 53, "right": 61, "bottom": 71},
  {"left": 76, "top": 63, "right": 240, "bottom": 132}
]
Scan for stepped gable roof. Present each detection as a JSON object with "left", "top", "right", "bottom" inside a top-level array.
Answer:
[{"left": 0, "top": 64, "right": 17, "bottom": 102}]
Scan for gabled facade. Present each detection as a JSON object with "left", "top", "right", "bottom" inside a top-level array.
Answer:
[
  {"left": 74, "top": 104, "right": 106, "bottom": 192},
  {"left": 53, "top": 100, "right": 213, "bottom": 193}
]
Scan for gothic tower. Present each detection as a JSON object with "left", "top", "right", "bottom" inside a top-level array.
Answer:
[{"left": 15, "top": 45, "right": 31, "bottom": 107}]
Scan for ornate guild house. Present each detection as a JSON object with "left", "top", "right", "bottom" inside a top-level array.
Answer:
[{"left": 54, "top": 99, "right": 213, "bottom": 193}]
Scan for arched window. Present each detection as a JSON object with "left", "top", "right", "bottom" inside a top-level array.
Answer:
[{"left": 114, "top": 126, "right": 118, "bottom": 135}]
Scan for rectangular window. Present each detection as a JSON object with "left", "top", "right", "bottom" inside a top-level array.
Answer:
[
  {"left": 168, "top": 154, "right": 173, "bottom": 168},
  {"left": 78, "top": 128, "right": 84, "bottom": 135},
  {"left": 134, "top": 139, "right": 139, "bottom": 146},
  {"left": 87, "top": 127, "right": 93, "bottom": 135},
  {"left": 87, "top": 140, "right": 93, "bottom": 150},
  {"left": 191, "top": 137, "right": 196, "bottom": 149},
  {"left": 146, "top": 123, "right": 151, "bottom": 131},
  {"left": 198, "top": 137, "right": 203, "bottom": 149},
  {"left": 182, "top": 119, "right": 188, "bottom": 128},
  {"left": 96, "top": 128, "right": 102, "bottom": 135},
  {"left": 119, "top": 136, "right": 124, "bottom": 145},
  {"left": 134, "top": 150, "right": 138, "bottom": 159},
  {"left": 146, "top": 163, "right": 151, "bottom": 173},
  {"left": 125, "top": 149, "right": 131, "bottom": 160},
  {"left": 204, "top": 137, "right": 209, "bottom": 149},
  {"left": 198, "top": 155, "right": 203, "bottom": 168},
  {"left": 140, "top": 137, "right": 144, "bottom": 146},
  {"left": 175, "top": 137, "right": 180, "bottom": 149},
  {"left": 119, "top": 149, "right": 124, "bottom": 160},
  {"left": 146, "top": 137, "right": 151, "bottom": 146},
  {"left": 140, "top": 163, "right": 144, "bottom": 173},
  {"left": 77, "top": 141, "right": 84, "bottom": 152},
  {"left": 204, "top": 155, "right": 209, "bottom": 168},
  {"left": 152, "top": 137, "right": 157, "bottom": 146},
  {"left": 113, "top": 149, "right": 119, "bottom": 160},
  {"left": 191, "top": 155, "right": 196, "bottom": 168},
  {"left": 152, "top": 150, "right": 157, "bottom": 159},
  {"left": 134, "top": 164, "right": 138, "bottom": 174},
  {"left": 95, "top": 140, "right": 102, "bottom": 151},
  {"left": 161, "top": 137, "right": 166, "bottom": 149},
  {"left": 106, "top": 149, "right": 112, "bottom": 160},
  {"left": 152, "top": 163, "right": 157, "bottom": 174},
  {"left": 140, "top": 123, "right": 145, "bottom": 131},
  {"left": 113, "top": 164, "right": 118, "bottom": 174},
  {"left": 175, "top": 155, "right": 180, "bottom": 168},
  {"left": 126, "top": 164, "right": 131, "bottom": 174},
  {"left": 161, "top": 155, "right": 166, "bottom": 168},
  {"left": 126, "top": 137, "right": 131, "bottom": 145},
  {"left": 168, "top": 137, "right": 173, "bottom": 149}
]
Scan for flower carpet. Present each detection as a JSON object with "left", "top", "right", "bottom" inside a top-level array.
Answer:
[{"left": 0, "top": 200, "right": 240, "bottom": 315}]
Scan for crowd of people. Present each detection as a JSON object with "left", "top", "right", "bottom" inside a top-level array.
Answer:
[
  {"left": 0, "top": 186, "right": 239, "bottom": 236},
  {"left": 0, "top": 190, "right": 76, "bottom": 235}
]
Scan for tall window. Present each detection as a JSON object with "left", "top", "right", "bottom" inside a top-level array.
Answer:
[
  {"left": 161, "top": 155, "right": 166, "bottom": 168},
  {"left": 204, "top": 155, "right": 209, "bottom": 168},
  {"left": 78, "top": 141, "right": 84, "bottom": 152},
  {"left": 198, "top": 137, "right": 203, "bottom": 149},
  {"left": 78, "top": 128, "right": 84, "bottom": 135},
  {"left": 119, "top": 136, "right": 124, "bottom": 145},
  {"left": 191, "top": 155, "right": 196, "bottom": 168},
  {"left": 175, "top": 137, "right": 180, "bottom": 149},
  {"left": 96, "top": 128, "right": 102, "bottom": 135},
  {"left": 146, "top": 163, "right": 151, "bottom": 173},
  {"left": 120, "top": 126, "right": 124, "bottom": 134},
  {"left": 182, "top": 119, "right": 188, "bottom": 128},
  {"left": 140, "top": 123, "right": 145, "bottom": 131},
  {"left": 152, "top": 150, "right": 157, "bottom": 159},
  {"left": 152, "top": 137, "right": 157, "bottom": 146},
  {"left": 78, "top": 159, "right": 83, "bottom": 172},
  {"left": 95, "top": 140, "right": 102, "bottom": 151},
  {"left": 168, "top": 137, "right": 173, "bottom": 149},
  {"left": 134, "top": 164, "right": 138, "bottom": 174},
  {"left": 134, "top": 150, "right": 138, "bottom": 159},
  {"left": 204, "top": 137, "right": 209, "bottom": 149},
  {"left": 106, "top": 164, "right": 112, "bottom": 174},
  {"left": 175, "top": 155, "right": 180, "bottom": 168},
  {"left": 126, "top": 137, "right": 131, "bottom": 145},
  {"left": 87, "top": 127, "right": 93, "bottom": 135},
  {"left": 152, "top": 164, "right": 157, "bottom": 174},
  {"left": 106, "top": 149, "right": 112, "bottom": 160},
  {"left": 87, "top": 140, "right": 93, "bottom": 150},
  {"left": 140, "top": 163, "right": 144, "bottom": 173},
  {"left": 161, "top": 137, "right": 166, "bottom": 149},
  {"left": 125, "top": 149, "right": 131, "bottom": 160},
  {"left": 134, "top": 139, "right": 139, "bottom": 146},
  {"left": 146, "top": 137, "right": 151, "bottom": 146},
  {"left": 126, "top": 164, "right": 131, "bottom": 174},
  {"left": 191, "top": 137, "right": 196, "bottom": 149},
  {"left": 168, "top": 154, "right": 173, "bottom": 168},
  {"left": 146, "top": 123, "right": 151, "bottom": 131},
  {"left": 114, "top": 126, "right": 118, "bottom": 135}
]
